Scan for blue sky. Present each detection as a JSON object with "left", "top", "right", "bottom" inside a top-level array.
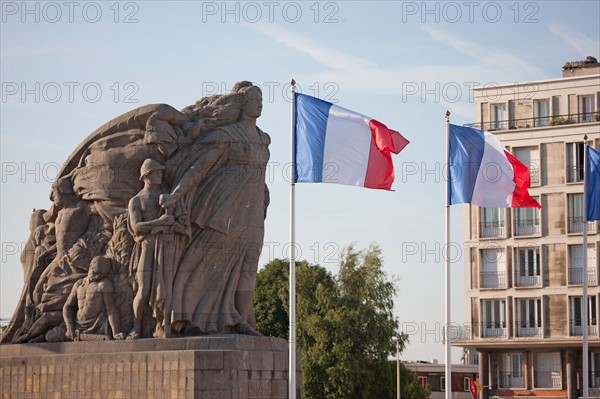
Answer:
[{"left": 1, "top": 1, "right": 599, "bottom": 361}]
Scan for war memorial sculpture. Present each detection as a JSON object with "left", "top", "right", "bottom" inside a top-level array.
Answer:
[{"left": 1, "top": 81, "right": 297, "bottom": 398}]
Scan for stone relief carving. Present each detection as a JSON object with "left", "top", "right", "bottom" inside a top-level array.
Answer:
[{"left": 2, "top": 81, "right": 269, "bottom": 343}]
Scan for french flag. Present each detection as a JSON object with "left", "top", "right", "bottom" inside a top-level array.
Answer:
[
  {"left": 294, "top": 93, "right": 409, "bottom": 190},
  {"left": 449, "top": 124, "right": 540, "bottom": 208}
]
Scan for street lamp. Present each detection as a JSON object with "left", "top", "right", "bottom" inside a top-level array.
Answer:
[{"left": 392, "top": 336, "right": 401, "bottom": 399}]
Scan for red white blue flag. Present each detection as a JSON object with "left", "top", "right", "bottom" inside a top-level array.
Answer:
[
  {"left": 449, "top": 124, "right": 540, "bottom": 208},
  {"left": 294, "top": 93, "right": 409, "bottom": 191}
]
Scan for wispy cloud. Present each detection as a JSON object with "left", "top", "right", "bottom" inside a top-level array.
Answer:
[
  {"left": 250, "top": 23, "right": 548, "bottom": 119},
  {"left": 422, "top": 25, "right": 545, "bottom": 76},
  {"left": 1, "top": 44, "right": 85, "bottom": 58},
  {"left": 252, "top": 23, "right": 376, "bottom": 71},
  {"left": 548, "top": 23, "right": 600, "bottom": 56}
]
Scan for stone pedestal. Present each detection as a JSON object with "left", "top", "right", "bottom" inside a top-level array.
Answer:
[{"left": 0, "top": 335, "right": 301, "bottom": 398}]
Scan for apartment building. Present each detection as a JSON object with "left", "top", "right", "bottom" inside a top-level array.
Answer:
[
  {"left": 404, "top": 361, "right": 478, "bottom": 399},
  {"left": 452, "top": 57, "right": 600, "bottom": 399}
]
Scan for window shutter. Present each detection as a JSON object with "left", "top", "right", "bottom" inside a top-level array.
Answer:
[
  {"left": 552, "top": 95, "right": 560, "bottom": 118},
  {"left": 507, "top": 296, "right": 513, "bottom": 338},
  {"left": 507, "top": 245, "right": 513, "bottom": 288}
]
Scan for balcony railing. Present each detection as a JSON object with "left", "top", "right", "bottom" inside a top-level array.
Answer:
[
  {"left": 516, "top": 325, "right": 542, "bottom": 338},
  {"left": 515, "top": 274, "right": 542, "bottom": 287},
  {"left": 529, "top": 169, "right": 540, "bottom": 186},
  {"left": 534, "top": 371, "right": 562, "bottom": 388},
  {"left": 569, "top": 319, "right": 598, "bottom": 336},
  {"left": 465, "top": 112, "right": 600, "bottom": 132},
  {"left": 479, "top": 221, "right": 505, "bottom": 238},
  {"left": 446, "top": 324, "right": 472, "bottom": 341},
  {"left": 566, "top": 165, "right": 584, "bottom": 183},
  {"left": 480, "top": 271, "right": 507, "bottom": 289},
  {"left": 568, "top": 216, "right": 597, "bottom": 234},
  {"left": 568, "top": 267, "right": 597, "bottom": 285},
  {"left": 513, "top": 219, "right": 540, "bottom": 236},
  {"left": 499, "top": 372, "right": 524, "bottom": 389},
  {"left": 482, "top": 325, "right": 507, "bottom": 338}
]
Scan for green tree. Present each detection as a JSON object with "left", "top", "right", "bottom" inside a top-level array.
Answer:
[
  {"left": 254, "top": 258, "right": 289, "bottom": 339},
  {"left": 388, "top": 362, "right": 431, "bottom": 399},
  {"left": 254, "top": 244, "right": 429, "bottom": 399}
]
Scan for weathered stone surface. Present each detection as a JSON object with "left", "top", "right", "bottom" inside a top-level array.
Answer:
[
  {"left": 0, "top": 336, "right": 301, "bottom": 398},
  {"left": 3, "top": 81, "right": 270, "bottom": 345}
]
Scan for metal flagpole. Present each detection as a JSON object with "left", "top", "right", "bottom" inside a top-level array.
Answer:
[
  {"left": 583, "top": 134, "right": 589, "bottom": 399},
  {"left": 289, "top": 79, "right": 297, "bottom": 399},
  {"left": 445, "top": 111, "right": 452, "bottom": 399}
]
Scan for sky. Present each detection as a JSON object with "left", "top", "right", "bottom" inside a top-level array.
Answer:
[{"left": 1, "top": 0, "right": 599, "bottom": 362}]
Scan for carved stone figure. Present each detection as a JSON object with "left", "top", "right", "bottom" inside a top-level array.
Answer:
[
  {"left": 60, "top": 256, "right": 124, "bottom": 341},
  {"left": 161, "top": 83, "right": 269, "bottom": 336},
  {"left": 127, "top": 159, "right": 174, "bottom": 339},
  {"left": 2, "top": 81, "right": 270, "bottom": 343},
  {"left": 13, "top": 234, "right": 105, "bottom": 343},
  {"left": 1, "top": 210, "right": 48, "bottom": 343}
]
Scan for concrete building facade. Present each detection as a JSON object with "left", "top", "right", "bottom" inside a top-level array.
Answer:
[
  {"left": 452, "top": 57, "right": 600, "bottom": 399},
  {"left": 404, "top": 361, "right": 478, "bottom": 399}
]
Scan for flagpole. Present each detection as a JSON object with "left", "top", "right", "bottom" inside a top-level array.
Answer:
[
  {"left": 583, "top": 134, "right": 589, "bottom": 399},
  {"left": 445, "top": 111, "right": 452, "bottom": 399},
  {"left": 289, "top": 79, "right": 297, "bottom": 399}
]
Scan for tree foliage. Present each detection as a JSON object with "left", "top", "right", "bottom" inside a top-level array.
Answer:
[{"left": 254, "top": 244, "right": 428, "bottom": 399}]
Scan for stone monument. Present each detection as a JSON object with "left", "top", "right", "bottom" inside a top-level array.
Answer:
[{"left": 0, "top": 81, "right": 301, "bottom": 398}]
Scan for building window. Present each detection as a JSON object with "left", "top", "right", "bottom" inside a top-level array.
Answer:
[
  {"left": 441, "top": 376, "right": 446, "bottom": 391},
  {"left": 568, "top": 244, "right": 597, "bottom": 285},
  {"left": 464, "top": 377, "right": 471, "bottom": 392},
  {"left": 479, "top": 207, "right": 505, "bottom": 238},
  {"left": 534, "top": 99, "right": 551, "bottom": 127},
  {"left": 513, "top": 199, "right": 541, "bottom": 236},
  {"left": 480, "top": 248, "right": 506, "bottom": 288},
  {"left": 515, "top": 247, "right": 541, "bottom": 287},
  {"left": 514, "top": 146, "right": 540, "bottom": 186},
  {"left": 491, "top": 103, "right": 507, "bottom": 130},
  {"left": 516, "top": 298, "right": 542, "bottom": 337},
  {"left": 566, "top": 142, "right": 585, "bottom": 182},
  {"left": 567, "top": 193, "right": 596, "bottom": 234},
  {"left": 578, "top": 95, "right": 596, "bottom": 122},
  {"left": 428, "top": 374, "right": 441, "bottom": 391},
  {"left": 500, "top": 353, "right": 524, "bottom": 388},
  {"left": 482, "top": 299, "right": 506, "bottom": 338},
  {"left": 591, "top": 352, "right": 600, "bottom": 388},
  {"left": 570, "top": 295, "right": 597, "bottom": 336},
  {"left": 534, "top": 352, "right": 562, "bottom": 388}
]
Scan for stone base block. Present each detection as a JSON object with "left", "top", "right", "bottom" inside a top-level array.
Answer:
[{"left": 0, "top": 335, "right": 301, "bottom": 398}]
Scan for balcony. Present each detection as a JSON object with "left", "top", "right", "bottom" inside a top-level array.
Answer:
[
  {"left": 569, "top": 320, "right": 598, "bottom": 336},
  {"left": 568, "top": 267, "right": 597, "bottom": 285},
  {"left": 446, "top": 324, "right": 472, "bottom": 341},
  {"left": 568, "top": 216, "right": 597, "bottom": 234},
  {"left": 479, "top": 221, "right": 505, "bottom": 238},
  {"left": 516, "top": 325, "right": 542, "bottom": 338},
  {"left": 499, "top": 372, "right": 524, "bottom": 389},
  {"left": 465, "top": 112, "right": 600, "bottom": 132},
  {"left": 515, "top": 274, "right": 542, "bottom": 287},
  {"left": 513, "top": 219, "right": 540, "bottom": 236},
  {"left": 480, "top": 271, "right": 507, "bottom": 289},
  {"left": 566, "top": 165, "right": 584, "bottom": 183},
  {"left": 534, "top": 371, "right": 562, "bottom": 389},
  {"left": 482, "top": 325, "right": 507, "bottom": 338}
]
